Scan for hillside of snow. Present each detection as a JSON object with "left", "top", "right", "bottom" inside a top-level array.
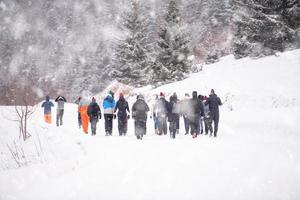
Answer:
[{"left": 0, "top": 50, "right": 300, "bottom": 200}]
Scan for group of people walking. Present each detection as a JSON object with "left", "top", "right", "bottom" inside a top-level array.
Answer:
[{"left": 41, "top": 89, "right": 222, "bottom": 140}]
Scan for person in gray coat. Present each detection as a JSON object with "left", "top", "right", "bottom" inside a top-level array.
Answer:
[
  {"left": 205, "top": 89, "right": 222, "bottom": 137},
  {"left": 55, "top": 95, "right": 67, "bottom": 126},
  {"left": 132, "top": 95, "right": 149, "bottom": 140}
]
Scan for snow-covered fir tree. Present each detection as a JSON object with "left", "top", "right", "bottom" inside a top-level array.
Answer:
[
  {"left": 233, "top": 0, "right": 299, "bottom": 58},
  {"left": 154, "top": 1, "right": 191, "bottom": 83},
  {"left": 111, "top": 0, "right": 153, "bottom": 87}
]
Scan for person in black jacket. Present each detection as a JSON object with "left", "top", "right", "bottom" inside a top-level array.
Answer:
[
  {"left": 114, "top": 93, "right": 130, "bottom": 136},
  {"left": 188, "top": 91, "right": 204, "bottom": 138},
  {"left": 87, "top": 97, "right": 101, "bottom": 136},
  {"left": 132, "top": 95, "right": 149, "bottom": 140},
  {"left": 167, "top": 93, "right": 180, "bottom": 139},
  {"left": 205, "top": 89, "right": 222, "bottom": 137}
]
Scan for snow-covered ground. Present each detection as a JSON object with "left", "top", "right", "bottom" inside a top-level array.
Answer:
[{"left": 0, "top": 50, "right": 300, "bottom": 200}]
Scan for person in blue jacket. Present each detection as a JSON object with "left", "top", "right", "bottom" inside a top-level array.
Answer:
[
  {"left": 103, "top": 91, "right": 116, "bottom": 136},
  {"left": 41, "top": 95, "right": 54, "bottom": 124}
]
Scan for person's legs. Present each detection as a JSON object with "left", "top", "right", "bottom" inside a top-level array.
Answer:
[
  {"left": 79, "top": 106, "right": 89, "bottom": 134},
  {"left": 123, "top": 118, "right": 128, "bottom": 136},
  {"left": 56, "top": 111, "right": 60, "bottom": 126},
  {"left": 90, "top": 118, "right": 97, "bottom": 135},
  {"left": 60, "top": 109, "right": 64, "bottom": 125},
  {"left": 118, "top": 117, "right": 123, "bottom": 136},
  {"left": 162, "top": 117, "right": 168, "bottom": 135},
  {"left": 78, "top": 112, "right": 82, "bottom": 128},
  {"left": 108, "top": 115, "right": 113, "bottom": 135},
  {"left": 183, "top": 116, "right": 189, "bottom": 134},
  {"left": 44, "top": 114, "right": 52, "bottom": 124},
  {"left": 214, "top": 112, "right": 220, "bottom": 137}
]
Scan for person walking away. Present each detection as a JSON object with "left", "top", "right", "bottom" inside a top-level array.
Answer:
[
  {"left": 205, "top": 89, "right": 222, "bottom": 137},
  {"left": 132, "top": 95, "right": 149, "bottom": 140},
  {"left": 152, "top": 95, "right": 160, "bottom": 135},
  {"left": 188, "top": 91, "right": 204, "bottom": 138},
  {"left": 167, "top": 93, "right": 180, "bottom": 139},
  {"left": 180, "top": 93, "right": 191, "bottom": 135},
  {"left": 103, "top": 91, "right": 116, "bottom": 136},
  {"left": 153, "top": 92, "right": 168, "bottom": 135},
  {"left": 114, "top": 93, "right": 130, "bottom": 136},
  {"left": 87, "top": 97, "right": 101, "bottom": 136},
  {"left": 55, "top": 95, "right": 66, "bottom": 126},
  {"left": 172, "top": 93, "right": 180, "bottom": 134},
  {"left": 79, "top": 97, "right": 91, "bottom": 134},
  {"left": 75, "top": 97, "right": 82, "bottom": 129},
  {"left": 203, "top": 96, "right": 213, "bottom": 135},
  {"left": 198, "top": 95, "right": 205, "bottom": 134},
  {"left": 41, "top": 95, "right": 54, "bottom": 124}
]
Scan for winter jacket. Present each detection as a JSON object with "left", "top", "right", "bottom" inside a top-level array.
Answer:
[
  {"left": 167, "top": 95, "right": 180, "bottom": 122},
  {"left": 103, "top": 95, "right": 116, "bottom": 114},
  {"left": 203, "top": 101, "right": 210, "bottom": 117},
  {"left": 132, "top": 99, "right": 149, "bottom": 121},
  {"left": 205, "top": 94, "right": 222, "bottom": 113},
  {"left": 87, "top": 101, "right": 101, "bottom": 121},
  {"left": 153, "top": 97, "right": 168, "bottom": 118},
  {"left": 114, "top": 96, "right": 130, "bottom": 118},
  {"left": 188, "top": 96, "right": 204, "bottom": 121},
  {"left": 41, "top": 96, "right": 54, "bottom": 114},
  {"left": 55, "top": 96, "right": 66, "bottom": 110},
  {"left": 179, "top": 97, "right": 190, "bottom": 116}
]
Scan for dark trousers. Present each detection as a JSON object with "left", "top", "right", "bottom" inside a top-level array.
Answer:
[
  {"left": 204, "top": 116, "right": 213, "bottom": 134},
  {"left": 78, "top": 112, "right": 82, "bottom": 128},
  {"left": 90, "top": 118, "right": 98, "bottom": 135},
  {"left": 211, "top": 111, "right": 220, "bottom": 137},
  {"left": 154, "top": 116, "right": 159, "bottom": 129},
  {"left": 104, "top": 114, "right": 113, "bottom": 135},
  {"left": 134, "top": 120, "right": 146, "bottom": 139},
  {"left": 118, "top": 116, "right": 128, "bottom": 136},
  {"left": 183, "top": 116, "right": 190, "bottom": 134},
  {"left": 158, "top": 116, "right": 167, "bottom": 135},
  {"left": 175, "top": 117, "right": 180, "bottom": 130},
  {"left": 169, "top": 121, "right": 177, "bottom": 139},
  {"left": 190, "top": 116, "right": 200, "bottom": 135},
  {"left": 56, "top": 109, "right": 64, "bottom": 126}
]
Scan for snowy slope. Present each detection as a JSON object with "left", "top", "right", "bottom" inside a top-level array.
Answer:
[{"left": 0, "top": 50, "right": 300, "bottom": 200}]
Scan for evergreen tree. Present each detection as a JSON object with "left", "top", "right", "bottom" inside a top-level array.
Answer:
[
  {"left": 154, "top": 1, "right": 191, "bottom": 84},
  {"left": 111, "top": 0, "right": 153, "bottom": 87},
  {"left": 233, "top": 0, "right": 297, "bottom": 58}
]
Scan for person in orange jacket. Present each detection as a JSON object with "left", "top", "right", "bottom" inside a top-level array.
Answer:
[{"left": 78, "top": 97, "right": 91, "bottom": 134}]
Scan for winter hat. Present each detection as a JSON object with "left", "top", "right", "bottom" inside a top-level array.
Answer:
[
  {"left": 192, "top": 91, "right": 197, "bottom": 98},
  {"left": 211, "top": 89, "right": 215, "bottom": 94},
  {"left": 198, "top": 95, "right": 204, "bottom": 100},
  {"left": 160, "top": 92, "right": 165, "bottom": 98},
  {"left": 138, "top": 94, "right": 144, "bottom": 100},
  {"left": 109, "top": 90, "right": 115, "bottom": 97}
]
